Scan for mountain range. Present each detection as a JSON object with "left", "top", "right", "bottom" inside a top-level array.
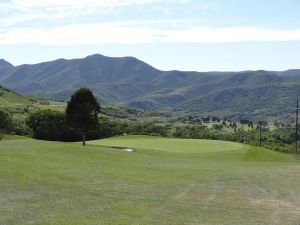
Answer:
[{"left": 0, "top": 54, "right": 299, "bottom": 119}]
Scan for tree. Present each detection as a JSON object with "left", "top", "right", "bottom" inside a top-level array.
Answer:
[
  {"left": 0, "top": 109, "right": 13, "bottom": 139},
  {"left": 66, "top": 88, "right": 100, "bottom": 146},
  {"left": 26, "top": 109, "right": 80, "bottom": 141}
]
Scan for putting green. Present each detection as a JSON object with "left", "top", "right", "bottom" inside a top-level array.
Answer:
[{"left": 89, "top": 135, "right": 246, "bottom": 153}]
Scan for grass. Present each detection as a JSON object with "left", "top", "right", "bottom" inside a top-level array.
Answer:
[
  {"left": 0, "top": 88, "right": 31, "bottom": 108},
  {"left": 0, "top": 135, "right": 299, "bottom": 225},
  {"left": 34, "top": 101, "right": 67, "bottom": 112},
  {"left": 1, "top": 134, "right": 30, "bottom": 140},
  {"left": 0, "top": 87, "right": 67, "bottom": 114}
]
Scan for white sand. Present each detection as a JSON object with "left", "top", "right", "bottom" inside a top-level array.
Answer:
[{"left": 122, "top": 148, "right": 134, "bottom": 152}]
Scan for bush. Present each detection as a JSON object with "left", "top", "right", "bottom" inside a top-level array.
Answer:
[
  {"left": 12, "top": 119, "right": 31, "bottom": 136},
  {"left": 26, "top": 110, "right": 80, "bottom": 141},
  {"left": 88, "top": 117, "right": 128, "bottom": 139},
  {"left": 0, "top": 109, "right": 13, "bottom": 139},
  {"left": 212, "top": 124, "right": 223, "bottom": 130}
]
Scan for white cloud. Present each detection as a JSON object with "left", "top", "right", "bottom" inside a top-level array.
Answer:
[
  {"left": 0, "top": 0, "right": 217, "bottom": 27},
  {"left": 161, "top": 26, "right": 300, "bottom": 43},
  {"left": 1, "top": 22, "right": 300, "bottom": 45},
  {"left": 0, "top": 0, "right": 298, "bottom": 45},
  {"left": 0, "top": 0, "right": 156, "bottom": 11},
  {"left": 0, "top": 0, "right": 158, "bottom": 26}
]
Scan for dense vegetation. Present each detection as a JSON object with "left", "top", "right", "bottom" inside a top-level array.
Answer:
[
  {"left": 26, "top": 110, "right": 126, "bottom": 142},
  {"left": 0, "top": 109, "right": 13, "bottom": 139}
]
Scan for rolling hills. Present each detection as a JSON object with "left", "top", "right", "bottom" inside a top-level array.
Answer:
[
  {"left": 0, "top": 85, "right": 167, "bottom": 123},
  {"left": 0, "top": 54, "right": 299, "bottom": 118}
]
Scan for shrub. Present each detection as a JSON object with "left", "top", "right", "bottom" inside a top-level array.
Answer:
[
  {"left": 26, "top": 110, "right": 80, "bottom": 141},
  {"left": 0, "top": 109, "right": 13, "bottom": 139}
]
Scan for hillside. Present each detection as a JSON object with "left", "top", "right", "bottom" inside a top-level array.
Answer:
[
  {"left": 0, "top": 85, "right": 167, "bottom": 123},
  {"left": 0, "top": 54, "right": 299, "bottom": 118},
  {"left": 0, "top": 59, "right": 13, "bottom": 68},
  {"left": 0, "top": 85, "right": 31, "bottom": 108}
]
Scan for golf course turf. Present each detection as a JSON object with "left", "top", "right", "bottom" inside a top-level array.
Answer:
[{"left": 0, "top": 135, "right": 299, "bottom": 225}]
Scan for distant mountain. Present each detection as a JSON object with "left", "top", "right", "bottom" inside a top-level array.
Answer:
[
  {"left": 0, "top": 54, "right": 299, "bottom": 119},
  {"left": 0, "top": 59, "right": 13, "bottom": 68},
  {"left": 0, "top": 59, "right": 14, "bottom": 76}
]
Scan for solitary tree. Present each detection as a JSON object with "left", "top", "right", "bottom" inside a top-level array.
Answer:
[{"left": 66, "top": 88, "right": 100, "bottom": 146}]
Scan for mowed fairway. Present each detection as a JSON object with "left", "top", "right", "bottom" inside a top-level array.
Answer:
[{"left": 0, "top": 135, "right": 300, "bottom": 225}]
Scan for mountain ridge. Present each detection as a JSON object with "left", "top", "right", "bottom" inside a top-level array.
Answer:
[
  {"left": 0, "top": 59, "right": 14, "bottom": 70},
  {"left": 0, "top": 54, "right": 299, "bottom": 118}
]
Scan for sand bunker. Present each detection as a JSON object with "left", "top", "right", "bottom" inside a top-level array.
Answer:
[{"left": 122, "top": 148, "right": 134, "bottom": 152}]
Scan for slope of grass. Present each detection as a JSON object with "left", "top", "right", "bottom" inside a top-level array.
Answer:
[
  {"left": 0, "top": 86, "right": 31, "bottom": 108},
  {"left": 0, "top": 135, "right": 299, "bottom": 225}
]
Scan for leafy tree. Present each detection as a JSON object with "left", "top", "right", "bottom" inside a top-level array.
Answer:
[
  {"left": 222, "top": 120, "right": 227, "bottom": 127},
  {"left": 66, "top": 88, "right": 100, "bottom": 146},
  {"left": 0, "top": 109, "right": 13, "bottom": 139},
  {"left": 212, "top": 124, "right": 223, "bottom": 130},
  {"left": 12, "top": 118, "right": 31, "bottom": 136},
  {"left": 26, "top": 109, "right": 80, "bottom": 141}
]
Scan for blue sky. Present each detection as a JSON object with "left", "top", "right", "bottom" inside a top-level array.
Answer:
[{"left": 0, "top": 0, "right": 300, "bottom": 71}]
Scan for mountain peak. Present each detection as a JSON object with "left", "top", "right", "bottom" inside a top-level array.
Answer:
[
  {"left": 85, "top": 54, "right": 140, "bottom": 62},
  {"left": 0, "top": 59, "right": 13, "bottom": 68},
  {"left": 84, "top": 54, "right": 106, "bottom": 60}
]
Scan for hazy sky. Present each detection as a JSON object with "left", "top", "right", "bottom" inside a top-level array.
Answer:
[{"left": 1, "top": 0, "right": 300, "bottom": 71}]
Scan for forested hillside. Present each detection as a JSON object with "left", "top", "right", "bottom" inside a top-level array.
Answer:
[{"left": 0, "top": 54, "right": 299, "bottom": 118}]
